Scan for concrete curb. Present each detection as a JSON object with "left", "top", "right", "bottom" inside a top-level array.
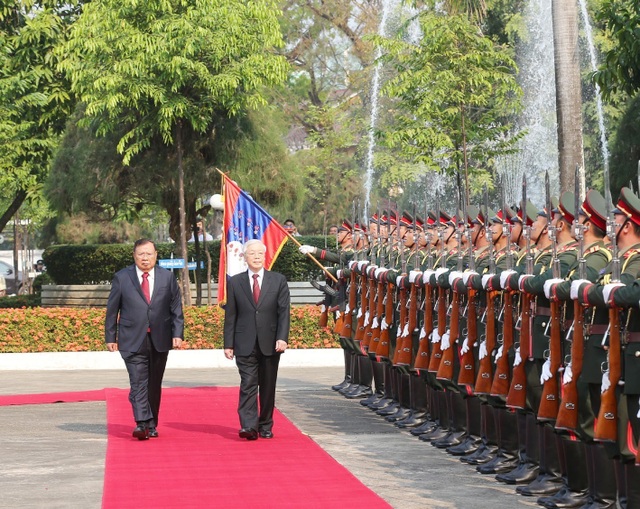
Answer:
[{"left": 0, "top": 348, "right": 344, "bottom": 370}]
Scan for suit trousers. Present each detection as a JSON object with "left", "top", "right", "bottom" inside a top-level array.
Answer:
[
  {"left": 120, "top": 334, "right": 168, "bottom": 426},
  {"left": 235, "top": 344, "right": 281, "bottom": 432}
]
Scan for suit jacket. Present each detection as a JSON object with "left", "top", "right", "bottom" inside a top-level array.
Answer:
[
  {"left": 105, "top": 265, "right": 184, "bottom": 353},
  {"left": 223, "top": 269, "right": 290, "bottom": 356}
]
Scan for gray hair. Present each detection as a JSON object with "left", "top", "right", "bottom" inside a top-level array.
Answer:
[{"left": 243, "top": 239, "right": 267, "bottom": 253}]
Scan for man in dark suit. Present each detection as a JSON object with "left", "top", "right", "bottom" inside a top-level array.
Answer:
[
  {"left": 105, "top": 239, "right": 184, "bottom": 440},
  {"left": 224, "top": 239, "right": 290, "bottom": 440}
]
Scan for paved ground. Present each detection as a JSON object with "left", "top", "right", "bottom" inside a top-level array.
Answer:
[{"left": 0, "top": 367, "right": 537, "bottom": 509}]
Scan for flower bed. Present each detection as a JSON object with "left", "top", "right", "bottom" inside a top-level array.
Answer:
[{"left": 0, "top": 305, "right": 339, "bottom": 353}]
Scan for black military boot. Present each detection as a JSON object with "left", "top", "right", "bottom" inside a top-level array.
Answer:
[
  {"left": 536, "top": 438, "right": 588, "bottom": 508},
  {"left": 517, "top": 424, "right": 563, "bottom": 497},
  {"left": 448, "top": 395, "right": 482, "bottom": 456},
  {"left": 496, "top": 411, "right": 539, "bottom": 484},
  {"left": 433, "top": 391, "right": 467, "bottom": 448},
  {"left": 332, "top": 343, "right": 352, "bottom": 391},
  {"left": 578, "top": 442, "right": 616, "bottom": 509},
  {"left": 624, "top": 462, "right": 640, "bottom": 509},
  {"left": 477, "top": 408, "right": 519, "bottom": 474},
  {"left": 397, "top": 375, "right": 429, "bottom": 428}
]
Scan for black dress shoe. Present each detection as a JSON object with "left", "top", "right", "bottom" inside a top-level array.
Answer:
[
  {"left": 239, "top": 428, "right": 258, "bottom": 440},
  {"left": 148, "top": 427, "right": 159, "bottom": 438},
  {"left": 345, "top": 386, "right": 373, "bottom": 399},
  {"left": 447, "top": 436, "right": 481, "bottom": 456},
  {"left": 432, "top": 430, "right": 466, "bottom": 449},
  {"left": 537, "top": 487, "right": 589, "bottom": 508},
  {"left": 395, "top": 412, "right": 428, "bottom": 428},
  {"left": 132, "top": 424, "right": 149, "bottom": 440},
  {"left": 476, "top": 452, "right": 518, "bottom": 474},
  {"left": 332, "top": 378, "right": 350, "bottom": 391},
  {"left": 495, "top": 461, "right": 539, "bottom": 484},
  {"left": 410, "top": 420, "right": 437, "bottom": 436},
  {"left": 516, "top": 473, "right": 563, "bottom": 496},
  {"left": 460, "top": 444, "right": 498, "bottom": 464},
  {"left": 360, "top": 393, "right": 383, "bottom": 407},
  {"left": 259, "top": 430, "right": 274, "bottom": 439},
  {"left": 385, "top": 407, "right": 411, "bottom": 422},
  {"left": 419, "top": 426, "right": 449, "bottom": 442}
]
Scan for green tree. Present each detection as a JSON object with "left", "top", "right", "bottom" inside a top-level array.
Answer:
[
  {"left": 592, "top": 0, "right": 640, "bottom": 99},
  {"left": 0, "top": 1, "right": 77, "bottom": 233},
  {"left": 375, "top": 12, "right": 522, "bottom": 204},
  {"left": 58, "top": 0, "right": 289, "bottom": 303}
]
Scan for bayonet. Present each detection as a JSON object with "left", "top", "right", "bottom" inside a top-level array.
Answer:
[
  {"left": 546, "top": 171, "right": 561, "bottom": 279},
  {"left": 502, "top": 179, "right": 513, "bottom": 270}
]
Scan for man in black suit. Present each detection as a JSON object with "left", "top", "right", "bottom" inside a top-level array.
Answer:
[
  {"left": 224, "top": 239, "right": 290, "bottom": 440},
  {"left": 105, "top": 239, "right": 184, "bottom": 440}
]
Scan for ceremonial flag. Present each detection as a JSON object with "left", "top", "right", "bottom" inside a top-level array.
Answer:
[{"left": 217, "top": 174, "right": 289, "bottom": 305}]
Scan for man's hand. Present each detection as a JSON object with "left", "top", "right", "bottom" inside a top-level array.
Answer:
[
  {"left": 106, "top": 342, "right": 118, "bottom": 352},
  {"left": 224, "top": 348, "right": 234, "bottom": 360},
  {"left": 172, "top": 337, "right": 183, "bottom": 349},
  {"left": 275, "top": 340, "right": 287, "bottom": 353}
]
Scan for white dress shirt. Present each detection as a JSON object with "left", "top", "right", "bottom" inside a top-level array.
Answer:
[{"left": 136, "top": 266, "right": 155, "bottom": 300}]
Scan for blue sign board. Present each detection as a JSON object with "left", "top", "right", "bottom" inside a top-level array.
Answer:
[{"left": 158, "top": 259, "right": 204, "bottom": 270}]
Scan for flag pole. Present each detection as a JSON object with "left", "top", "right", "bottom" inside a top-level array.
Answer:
[{"left": 215, "top": 168, "right": 337, "bottom": 283}]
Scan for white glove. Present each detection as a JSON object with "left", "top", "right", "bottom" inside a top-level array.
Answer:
[
  {"left": 603, "top": 282, "right": 625, "bottom": 304},
  {"left": 601, "top": 370, "right": 611, "bottom": 394},
  {"left": 358, "top": 260, "right": 369, "bottom": 270},
  {"left": 518, "top": 274, "right": 532, "bottom": 291},
  {"left": 460, "top": 337, "right": 470, "bottom": 355},
  {"left": 335, "top": 310, "right": 341, "bottom": 319},
  {"left": 570, "top": 279, "right": 590, "bottom": 300},
  {"left": 371, "top": 316, "right": 379, "bottom": 329},
  {"left": 435, "top": 267, "right": 448, "bottom": 279},
  {"left": 402, "top": 323, "right": 410, "bottom": 337},
  {"left": 637, "top": 397, "right": 640, "bottom": 418},
  {"left": 348, "top": 260, "right": 358, "bottom": 270},
  {"left": 423, "top": 270, "right": 435, "bottom": 284},
  {"left": 357, "top": 307, "right": 363, "bottom": 318},
  {"left": 540, "top": 358, "right": 553, "bottom": 384},
  {"left": 344, "top": 303, "right": 350, "bottom": 315},
  {"left": 448, "top": 271, "right": 463, "bottom": 287},
  {"left": 381, "top": 317, "right": 389, "bottom": 330},
  {"left": 441, "top": 330, "right": 451, "bottom": 350},
  {"left": 513, "top": 346, "right": 522, "bottom": 367},
  {"left": 543, "top": 278, "right": 564, "bottom": 299},
  {"left": 336, "top": 269, "right": 343, "bottom": 279},
  {"left": 396, "top": 275, "right": 404, "bottom": 287},
  {"left": 462, "top": 271, "right": 478, "bottom": 285},
  {"left": 299, "top": 245, "right": 314, "bottom": 255},
  {"left": 374, "top": 267, "right": 386, "bottom": 279},
  {"left": 363, "top": 311, "right": 370, "bottom": 327},
  {"left": 320, "top": 304, "right": 326, "bottom": 313},
  {"left": 396, "top": 325, "right": 402, "bottom": 337},
  {"left": 431, "top": 329, "right": 441, "bottom": 344},
  {"left": 478, "top": 340, "right": 488, "bottom": 360},
  {"left": 500, "top": 270, "right": 517, "bottom": 290},
  {"left": 482, "top": 274, "right": 494, "bottom": 289},
  {"left": 419, "top": 327, "right": 427, "bottom": 340},
  {"left": 409, "top": 270, "right": 422, "bottom": 283},
  {"left": 563, "top": 362, "right": 573, "bottom": 385},
  {"left": 495, "top": 344, "right": 504, "bottom": 360}
]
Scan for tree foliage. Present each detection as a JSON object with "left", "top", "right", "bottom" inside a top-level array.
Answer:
[
  {"left": 0, "top": 0, "right": 78, "bottom": 232},
  {"left": 375, "top": 12, "right": 523, "bottom": 200},
  {"left": 592, "top": 0, "right": 640, "bottom": 99}
]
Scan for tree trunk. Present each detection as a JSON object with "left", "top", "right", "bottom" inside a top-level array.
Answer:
[
  {"left": 176, "top": 122, "right": 192, "bottom": 306},
  {"left": 552, "top": 0, "right": 584, "bottom": 193}
]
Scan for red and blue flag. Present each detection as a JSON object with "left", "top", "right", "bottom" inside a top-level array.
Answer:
[{"left": 217, "top": 174, "right": 289, "bottom": 305}]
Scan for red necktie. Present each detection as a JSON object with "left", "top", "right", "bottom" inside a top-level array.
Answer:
[
  {"left": 252, "top": 273, "right": 260, "bottom": 304},
  {"left": 141, "top": 272, "right": 151, "bottom": 303}
]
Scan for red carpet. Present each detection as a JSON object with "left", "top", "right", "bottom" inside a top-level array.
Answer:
[
  {"left": 102, "top": 386, "right": 391, "bottom": 509},
  {"left": 0, "top": 389, "right": 106, "bottom": 406}
]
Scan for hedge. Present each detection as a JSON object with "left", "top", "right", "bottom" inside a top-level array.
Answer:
[
  {"left": 42, "top": 235, "right": 337, "bottom": 284},
  {"left": 0, "top": 305, "right": 339, "bottom": 353}
]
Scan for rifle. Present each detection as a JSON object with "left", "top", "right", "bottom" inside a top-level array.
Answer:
[
  {"left": 556, "top": 166, "right": 586, "bottom": 431},
  {"left": 414, "top": 219, "right": 434, "bottom": 372},
  {"left": 397, "top": 212, "right": 420, "bottom": 366},
  {"left": 362, "top": 267, "right": 379, "bottom": 351},
  {"left": 428, "top": 201, "right": 447, "bottom": 373},
  {"left": 507, "top": 174, "right": 534, "bottom": 410},
  {"left": 437, "top": 191, "right": 466, "bottom": 381},
  {"left": 595, "top": 173, "right": 622, "bottom": 443},
  {"left": 538, "top": 172, "right": 563, "bottom": 422}
]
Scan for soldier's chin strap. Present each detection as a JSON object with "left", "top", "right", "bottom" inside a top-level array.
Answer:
[{"left": 615, "top": 218, "right": 629, "bottom": 245}]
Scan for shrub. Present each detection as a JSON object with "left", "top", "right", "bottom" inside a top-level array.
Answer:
[{"left": 0, "top": 305, "right": 339, "bottom": 353}]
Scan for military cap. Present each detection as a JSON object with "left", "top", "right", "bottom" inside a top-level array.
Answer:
[
  {"left": 613, "top": 187, "right": 640, "bottom": 227},
  {"left": 472, "top": 206, "right": 490, "bottom": 226},
  {"left": 554, "top": 191, "right": 576, "bottom": 224},
  {"left": 579, "top": 190, "right": 607, "bottom": 232},
  {"left": 504, "top": 205, "right": 517, "bottom": 225},
  {"left": 513, "top": 200, "right": 537, "bottom": 226},
  {"left": 338, "top": 219, "right": 352, "bottom": 232},
  {"left": 537, "top": 197, "right": 559, "bottom": 219},
  {"left": 369, "top": 212, "right": 379, "bottom": 224},
  {"left": 399, "top": 211, "right": 413, "bottom": 227},
  {"left": 490, "top": 208, "right": 507, "bottom": 225}
]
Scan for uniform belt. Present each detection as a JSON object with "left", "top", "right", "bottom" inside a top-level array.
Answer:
[
  {"left": 625, "top": 332, "right": 640, "bottom": 343},
  {"left": 536, "top": 306, "right": 551, "bottom": 316},
  {"left": 587, "top": 324, "right": 608, "bottom": 335}
]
